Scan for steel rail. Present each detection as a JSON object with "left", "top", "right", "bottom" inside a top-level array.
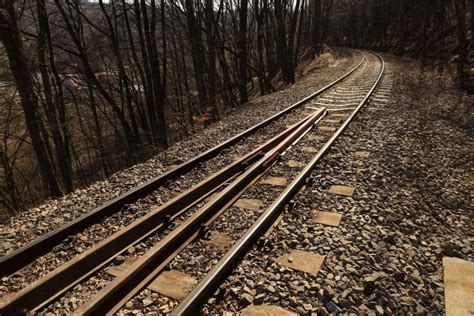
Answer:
[
  {"left": 173, "top": 52, "right": 385, "bottom": 315},
  {"left": 0, "top": 115, "right": 316, "bottom": 315},
  {"left": 76, "top": 108, "right": 327, "bottom": 315},
  {"left": 97, "top": 117, "right": 326, "bottom": 316},
  {"left": 0, "top": 54, "right": 365, "bottom": 277}
]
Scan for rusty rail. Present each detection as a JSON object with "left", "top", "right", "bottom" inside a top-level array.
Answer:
[
  {"left": 76, "top": 108, "right": 327, "bottom": 315},
  {"left": 0, "top": 111, "right": 323, "bottom": 315}
]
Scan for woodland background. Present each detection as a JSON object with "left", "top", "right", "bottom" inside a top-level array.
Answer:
[{"left": 0, "top": 0, "right": 472, "bottom": 218}]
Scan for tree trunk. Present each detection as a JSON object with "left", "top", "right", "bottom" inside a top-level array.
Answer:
[
  {"left": 288, "top": 0, "right": 301, "bottom": 77},
  {"left": 274, "top": 0, "right": 295, "bottom": 84},
  {"left": 453, "top": 0, "right": 469, "bottom": 88},
  {"left": 238, "top": 0, "right": 249, "bottom": 103},
  {"left": 185, "top": 0, "right": 209, "bottom": 112},
  {"left": 142, "top": 0, "right": 167, "bottom": 147},
  {"left": 54, "top": 0, "right": 137, "bottom": 154},
  {"left": 205, "top": 0, "right": 219, "bottom": 119},
  {"left": 0, "top": 0, "right": 63, "bottom": 196},
  {"left": 132, "top": 0, "right": 155, "bottom": 144},
  {"left": 255, "top": 0, "right": 267, "bottom": 95},
  {"left": 36, "top": 0, "right": 74, "bottom": 192}
]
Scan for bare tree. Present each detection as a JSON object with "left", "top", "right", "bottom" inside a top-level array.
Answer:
[{"left": 0, "top": 0, "right": 63, "bottom": 196}]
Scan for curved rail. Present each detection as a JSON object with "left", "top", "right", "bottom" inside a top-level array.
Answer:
[
  {"left": 173, "top": 51, "right": 385, "bottom": 315},
  {"left": 0, "top": 52, "right": 365, "bottom": 276}
]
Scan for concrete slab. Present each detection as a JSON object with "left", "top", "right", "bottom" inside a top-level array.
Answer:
[
  {"left": 105, "top": 257, "right": 139, "bottom": 277},
  {"left": 328, "top": 185, "right": 355, "bottom": 197},
  {"left": 276, "top": 249, "right": 325, "bottom": 275},
  {"left": 330, "top": 113, "right": 348, "bottom": 118},
  {"left": 319, "top": 126, "right": 337, "bottom": 132},
  {"left": 307, "top": 135, "right": 325, "bottom": 142},
  {"left": 260, "top": 176, "right": 288, "bottom": 186},
  {"left": 321, "top": 119, "right": 341, "bottom": 124},
  {"left": 314, "top": 211, "right": 343, "bottom": 227},
  {"left": 203, "top": 233, "right": 232, "bottom": 250},
  {"left": 355, "top": 151, "right": 370, "bottom": 158},
  {"left": 301, "top": 146, "right": 318, "bottom": 153},
  {"left": 148, "top": 270, "right": 197, "bottom": 300},
  {"left": 239, "top": 305, "right": 297, "bottom": 316},
  {"left": 443, "top": 257, "right": 474, "bottom": 316},
  {"left": 287, "top": 160, "right": 305, "bottom": 168},
  {"left": 233, "top": 198, "right": 263, "bottom": 211}
]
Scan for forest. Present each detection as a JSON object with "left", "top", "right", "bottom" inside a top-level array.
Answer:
[{"left": 0, "top": 0, "right": 472, "bottom": 218}]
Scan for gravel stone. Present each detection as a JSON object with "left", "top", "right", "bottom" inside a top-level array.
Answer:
[
  {"left": 200, "top": 52, "right": 472, "bottom": 315},
  {"left": 238, "top": 294, "right": 253, "bottom": 307}
]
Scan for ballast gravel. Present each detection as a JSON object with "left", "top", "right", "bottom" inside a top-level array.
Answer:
[
  {"left": 0, "top": 49, "right": 360, "bottom": 300},
  {"left": 114, "top": 52, "right": 383, "bottom": 315},
  {"left": 202, "top": 55, "right": 472, "bottom": 315},
  {"left": 0, "top": 49, "right": 358, "bottom": 257}
]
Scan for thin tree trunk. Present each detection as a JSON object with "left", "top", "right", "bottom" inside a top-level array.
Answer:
[
  {"left": 54, "top": 0, "right": 137, "bottom": 154},
  {"left": 274, "top": 0, "right": 295, "bottom": 84},
  {"left": 453, "top": 0, "right": 469, "bottom": 87},
  {"left": 142, "top": 0, "right": 167, "bottom": 147},
  {"left": 36, "top": 0, "right": 74, "bottom": 192},
  {"left": 185, "top": 0, "right": 209, "bottom": 112},
  {"left": 132, "top": 0, "right": 155, "bottom": 144},
  {"left": 205, "top": 0, "right": 219, "bottom": 119},
  {"left": 238, "top": 0, "right": 249, "bottom": 103},
  {"left": 255, "top": 0, "right": 267, "bottom": 95}
]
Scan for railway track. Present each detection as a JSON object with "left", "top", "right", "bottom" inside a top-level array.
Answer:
[
  {"left": 0, "top": 51, "right": 384, "bottom": 315},
  {"left": 0, "top": 53, "right": 364, "bottom": 277}
]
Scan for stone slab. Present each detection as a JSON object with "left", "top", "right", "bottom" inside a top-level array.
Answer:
[
  {"left": 319, "top": 126, "right": 336, "bottom": 132},
  {"left": 239, "top": 305, "right": 297, "bottom": 316},
  {"left": 233, "top": 198, "right": 263, "bottom": 211},
  {"left": 105, "top": 257, "right": 139, "bottom": 277},
  {"left": 260, "top": 176, "right": 288, "bottom": 186},
  {"left": 321, "top": 119, "right": 341, "bottom": 124},
  {"left": 313, "top": 211, "right": 343, "bottom": 227},
  {"left": 307, "top": 135, "right": 325, "bottom": 141},
  {"left": 328, "top": 185, "right": 355, "bottom": 197},
  {"left": 203, "top": 233, "right": 232, "bottom": 250},
  {"left": 330, "top": 113, "right": 348, "bottom": 118},
  {"left": 301, "top": 146, "right": 318, "bottom": 153},
  {"left": 443, "top": 257, "right": 474, "bottom": 316},
  {"left": 287, "top": 160, "right": 306, "bottom": 168},
  {"left": 148, "top": 270, "right": 197, "bottom": 300},
  {"left": 276, "top": 249, "right": 325, "bottom": 275},
  {"left": 355, "top": 151, "right": 370, "bottom": 158}
]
